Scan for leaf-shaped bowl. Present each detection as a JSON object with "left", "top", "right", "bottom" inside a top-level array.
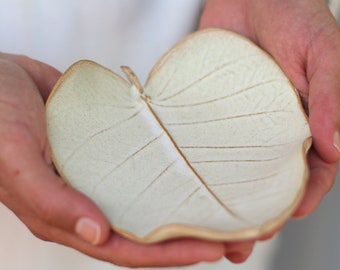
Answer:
[{"left": 46, "top": 29, "right": 311, "bottom": 243}]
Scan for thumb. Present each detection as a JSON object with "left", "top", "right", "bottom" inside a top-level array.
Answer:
[{"left": 307, "top": 48, "right": 340, "bottom": 164}]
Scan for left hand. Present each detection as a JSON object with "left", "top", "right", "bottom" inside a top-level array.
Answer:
[
  {"left": 200, "top": 0, "right": 340, "bottom": 263},
  {"left": 0, "top": 53, "right": 226, "bottom": 268}
]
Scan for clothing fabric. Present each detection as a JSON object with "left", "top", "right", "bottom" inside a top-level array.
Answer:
[{"left": 0, "top": 0, "right": 202, "bottom": 82}]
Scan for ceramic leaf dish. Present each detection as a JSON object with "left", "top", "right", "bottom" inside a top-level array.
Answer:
[{"left": 46, "top": 29, "right": 311, "bottom": 243}]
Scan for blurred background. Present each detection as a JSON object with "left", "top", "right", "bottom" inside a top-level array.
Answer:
[{"left": 0, "top": 1, "right": 339, "bottom": 269}]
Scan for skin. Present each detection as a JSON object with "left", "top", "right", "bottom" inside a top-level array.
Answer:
[
  {"left": 200, "top": 0, "right": 340, "bottom": 262},
  {"left": 0, "top": 0, "right": 339, "bottom": 267}
]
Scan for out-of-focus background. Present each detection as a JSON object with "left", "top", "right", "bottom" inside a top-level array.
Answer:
[{"left": 0, "top": 1, "right": 339, "bottom": 269}]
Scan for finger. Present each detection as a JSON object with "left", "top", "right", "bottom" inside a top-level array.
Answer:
[
  {"left": 21, "top": 219, "right": 225, "bottom": 268},
  {"left": 104, "top": 236, "right": 225, "bottom": 268},
  {"left": 0, "top": 52, "right": 61, "bottom": 100},
  {"left": 224, "top": 240, "right": 255, "bottom": 264},
  {"left": 293, "top": 147, "right": 338, "bottom": 218},
  {"left": 199, "top": 0, "right": 250, "bottom": 36}
]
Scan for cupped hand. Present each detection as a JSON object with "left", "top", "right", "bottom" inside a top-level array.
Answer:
[
  {"left": 0, "top": 53, "right": 225, "bottom": 267},
  {"left": 200, "top": 0, "right": 340, "bottom": 262}
]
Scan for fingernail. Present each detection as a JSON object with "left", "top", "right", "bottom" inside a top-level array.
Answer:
[
  {"left": 75, "top": 217, "right": 101, "bottom": 245},
  {"left": 333, "top": 131, "right": 340, "bottom": 152}
]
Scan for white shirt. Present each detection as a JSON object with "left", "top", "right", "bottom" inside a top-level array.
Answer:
[{"left": 0, "top": 0, "right": 203, "bottom": 82}]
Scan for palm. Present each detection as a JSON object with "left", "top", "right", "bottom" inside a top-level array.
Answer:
[
  {"left": 0, "top": 56, "right": 70, "bottom": 242},
  {"left": 0, "top": 54, "right": 229, "bottom": 267}
]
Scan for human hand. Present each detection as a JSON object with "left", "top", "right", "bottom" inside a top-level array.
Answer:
[
  {"left": 0, "top": 53, "right": 226, "bottom": 267},
  {"left": 200, "top": 0, "right": 340, "bottom": 262}
]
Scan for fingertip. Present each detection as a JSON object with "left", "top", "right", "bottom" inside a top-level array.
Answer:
[
  {"left": 225, "top": 251, "right": 252, "bottom": 264},
  {"left": 224, "top": 240, "right": 255, "bottom": 264}
]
